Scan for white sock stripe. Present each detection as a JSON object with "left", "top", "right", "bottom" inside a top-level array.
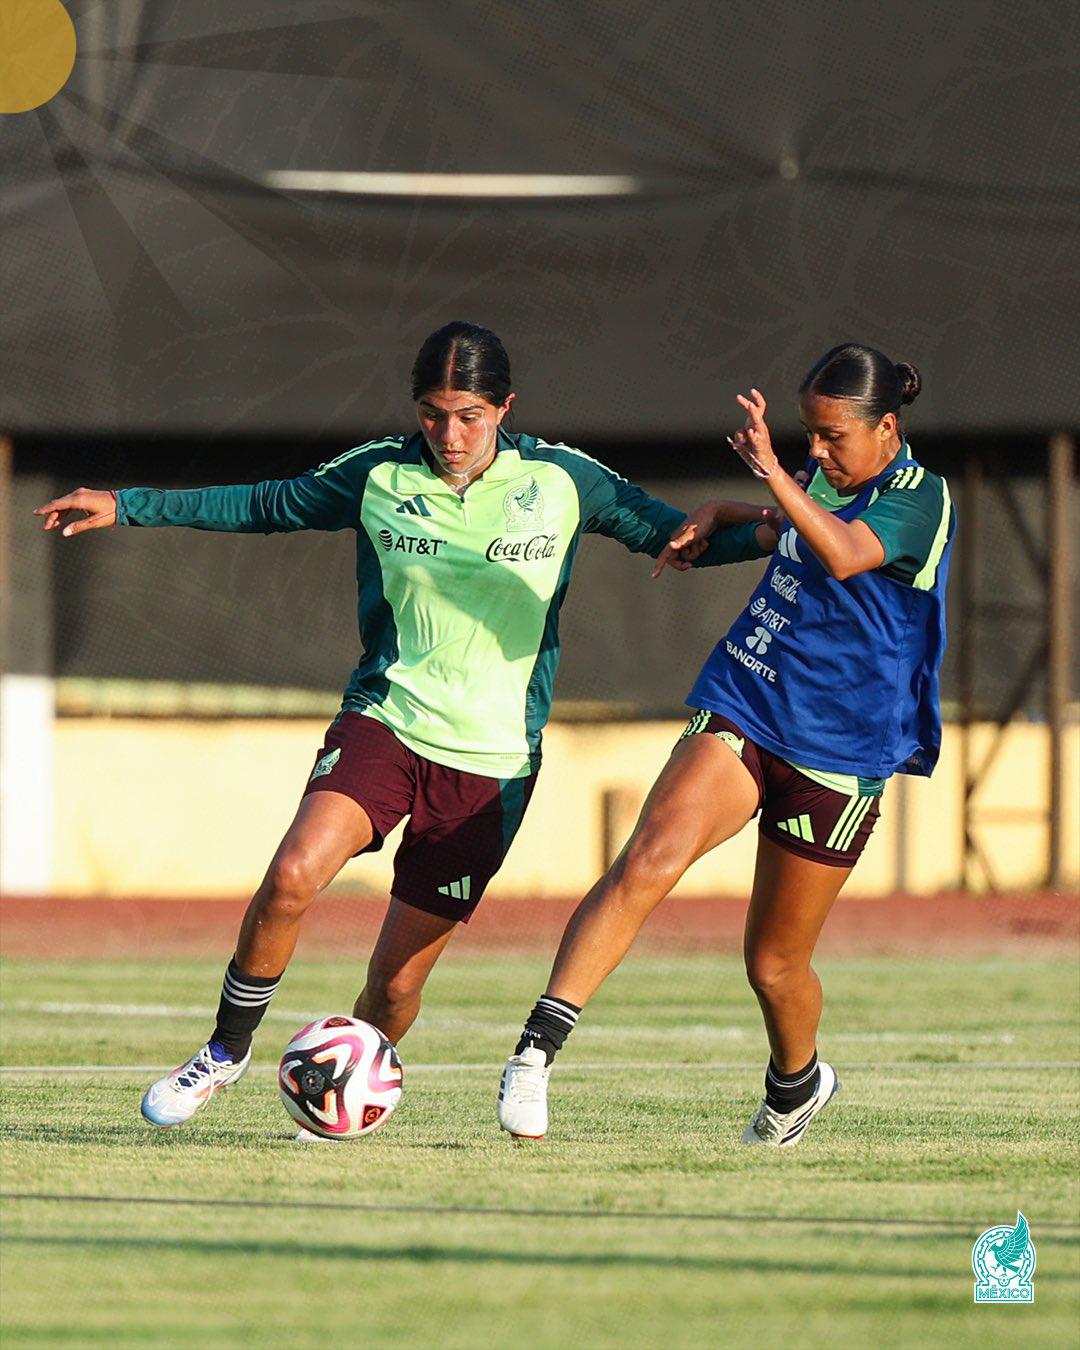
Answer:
[
  {"left": 222, "top": 978, "right": 279, "bottom": 1005},
  {"left": 537, "top": 996, "right": 578, "bottom": 1012},
  {"left": 224, "top": 974, "right": 280, "bottom": 992},
  {"left": 766, "top": 1061, "right": 818, "bottom": 1088},
  {"left": 536, "top": 997, "right": 579, "bottom": 1026},
  {"left": 222, "top": 984, "right": 278, "bottom": 1005},
  {"left": 224, "top": 972, "right": 280, "bottom": 993},
  {"left": 224, "top": 973, "right": 280, "bottom": 995},
  {"left": 537, "top": 996, "right": 579, "bottom": 1015},
  {"left": 221, "top": 991, "right": 277, "bottom": 1008}
]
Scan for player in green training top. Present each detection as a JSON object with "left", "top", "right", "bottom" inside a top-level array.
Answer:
[{"left": 36, "top": 321, "right": 777, "bottom": 1131}]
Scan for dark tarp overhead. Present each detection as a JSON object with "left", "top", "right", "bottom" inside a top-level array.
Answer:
[{"left": 3, "top": 0, "right": 1077, "bottom": 437}]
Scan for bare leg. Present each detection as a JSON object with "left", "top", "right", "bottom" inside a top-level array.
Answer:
[
  {"left": 545, "top": 736, "right": 760, "bottom": 1007},
  {"left": 743, "top": 837, "right": 852, "bottom": 1072},
  {"left": 352, "top": 899, "right": 458, "bottom": 1043},
  {"left": 234, "top": 791, "right": 375, "bottom": 977}
]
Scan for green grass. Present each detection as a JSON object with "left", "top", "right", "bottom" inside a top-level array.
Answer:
[{"left": 1, "top": 954, "right": 1077, "bottom": 1348}]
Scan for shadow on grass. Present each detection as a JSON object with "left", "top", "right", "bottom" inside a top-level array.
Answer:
[
  {"left": 0, "top": 1123, "right": 286, "bottom": 1148},
  {"left": 6, "top": 1192, "right": 1080, "bottom": 1236},
  {"left": 11, "top": 1231, "right": 1078, "bottom": 1281}
]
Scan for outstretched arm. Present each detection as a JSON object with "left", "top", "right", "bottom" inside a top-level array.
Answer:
[
  {"left": 729, "top": 388, "right": 886, "bottom": 581},
  {"left": 35, "top": 458, "right": 369, "bottom": 538},
  {"left": 651, "top": 499, "right": 781, "bottom": 577},
  {"left": 574, "top": 459, "right": 773, "bottom": 570}
]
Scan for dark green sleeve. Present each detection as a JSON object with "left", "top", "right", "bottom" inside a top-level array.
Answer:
[
  {"left": 576, "top": 462, "right": 685, "bottom": 556},
  {"left": 532, "top": 442, "right": 770, "bottom": 563},
  {"left": 692, "top": 521, "right": 772, "bottom": 567},
  {"left": 859, "top": 472, "right": 949, "bottom": 585},
  {"left": 114, "top": 447, "right": 380, "bottom": 533},
  {"left": 580, "top": 469, "right": 769, "bottom": 564}
]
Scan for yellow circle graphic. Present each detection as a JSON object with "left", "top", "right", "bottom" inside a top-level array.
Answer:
[{"left": 0, "top": 0, "right": 77, "bottom": 114}]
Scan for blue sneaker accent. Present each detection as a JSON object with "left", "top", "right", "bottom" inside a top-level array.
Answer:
[{"left": 208, "top": 1040, "right": 236, "bottom": 1065}]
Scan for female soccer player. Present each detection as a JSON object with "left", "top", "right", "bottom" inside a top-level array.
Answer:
[
  {"left": 36, "top": 321, "right": 774, "bottom": 1129},
  {"left": 499, "top": 343, "right": 955, "bottom": 1147}
]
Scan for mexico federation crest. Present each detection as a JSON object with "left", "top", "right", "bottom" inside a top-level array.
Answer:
[
  {"left": 503, "top": 478, "right": 544, "bottom": 531},
  {"left": 972, "top": 1211, "right": 1036, "bottom": 1303},
  {"left": 715, "top": 730, "right": 746, "bottom": 758},
  {"left": 309, "top": 747, "right": 341, "bottom": 782}
]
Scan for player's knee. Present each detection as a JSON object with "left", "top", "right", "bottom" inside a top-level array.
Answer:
[
  {"left": 744, "top": 951, "right": 803, "bottom": 999},
  {"left": 616, "top": 830, "right": 690, "bottom": 897},
  {"left": 362, "top": 964, "right": 422, "bottom": 1014},
  {"left": 260, "top": 853, "right": 319, "bottom": 920}
]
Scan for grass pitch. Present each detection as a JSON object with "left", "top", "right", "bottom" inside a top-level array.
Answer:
[{"left": 1, "top": 951, "right": 1077, "bottom": 1348}]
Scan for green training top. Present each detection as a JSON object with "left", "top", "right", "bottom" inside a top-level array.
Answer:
[{"left": 116, "top": 430, "right": 768, "bottom": 779}]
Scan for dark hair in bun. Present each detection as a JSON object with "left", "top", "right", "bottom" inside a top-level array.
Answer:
[
  {"left": 411, "top": 321, "right": 512, "bottom": 405},
  {"left": 800, "top": 343, "right": 922, "bottom": 424},
  {"left": 894, "top": 361, "right": 922, "bottom": 406}
]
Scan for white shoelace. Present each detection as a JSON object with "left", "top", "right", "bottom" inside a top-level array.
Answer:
[
  {"left": 507, "top": 1061, "right": 548, "bottom": 1104},
  {"left": 173, "top": 1049, "right": 217, "bottom": 1091},
  {"left": 750, "top": 1103, "right": 784, "bottom": 1142}
]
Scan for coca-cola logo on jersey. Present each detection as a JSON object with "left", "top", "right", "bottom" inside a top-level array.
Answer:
[{"left": 485, "top": 534, "right": 558, "bottom": 563}]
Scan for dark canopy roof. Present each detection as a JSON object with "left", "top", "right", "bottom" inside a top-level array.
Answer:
[{"left": 4, "top": 0, "right": 1076, "bottom": 435}]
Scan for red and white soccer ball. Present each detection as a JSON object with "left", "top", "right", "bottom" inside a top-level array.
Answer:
[{"left": 279, "top": 1015, "right": 403, "bottom": 1140}]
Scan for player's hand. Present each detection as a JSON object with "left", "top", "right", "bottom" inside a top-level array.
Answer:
[
  {"left": 729, "top": 388, "right": 779, "bottom": 480},
  {"left": 34, "top": 488, "right": 117, "bottom": 536},
  {"left": 651, "top": 499, "right": 779, "bottom": 578}
]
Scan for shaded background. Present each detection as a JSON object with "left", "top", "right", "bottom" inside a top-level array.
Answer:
[
  {"left": 3, "top": 0, "right": 1077, "bottom": 437},
  {"left": 5, "top": 0, "right": 1078, "bottom": 716}
]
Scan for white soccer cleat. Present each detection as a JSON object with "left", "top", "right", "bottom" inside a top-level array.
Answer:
[
  {"left": 498, "top": 1045, "right": 551, "bottom": 1140},
  {"left": 740, "top": 1061, "right": 840, "bottom": 1147},
  {"left": 140, "top": 1043, "right": 252, "bottom": 1129}
]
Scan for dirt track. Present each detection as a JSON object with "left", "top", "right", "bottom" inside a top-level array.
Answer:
[{"left": 1, "top": 892, "right": 1076, "bottom": 961}]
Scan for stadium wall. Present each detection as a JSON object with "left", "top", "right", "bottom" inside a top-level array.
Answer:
[{"left": 4, "top": 713, "right": 1076, "bottom": 899}]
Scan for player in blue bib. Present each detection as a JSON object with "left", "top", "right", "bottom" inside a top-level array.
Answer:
[{"left": 500, "top": 343, "right": 956, "bottom": 1147}]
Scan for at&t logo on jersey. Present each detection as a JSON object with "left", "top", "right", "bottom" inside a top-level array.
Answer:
[
  {"left": 378, "top": 528, "right": 445, "bottom": 556},
  {"left": 485, "top": 534, "right": 558, "bottom": 563},
  {"left": 749, "top": 596, "right": 792, "bottom": 633}
]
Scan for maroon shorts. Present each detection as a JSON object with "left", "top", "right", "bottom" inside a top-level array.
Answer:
[
  {"left": 303, "top": 712, "right": 537, "bottom": 921},
  {"left": 680, "top": 712, "right": 883, "bottom": 867}
]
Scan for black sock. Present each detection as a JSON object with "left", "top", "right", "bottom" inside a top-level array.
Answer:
[
  {"left": 764, "top": 1052, "right": 820, "bottom": 1113},
  {"left": 515, "top": 995, "right": 581, "bottom": 1066},
  {"left": 210, "top": 959, "right": 282, "bottom": 1061}
]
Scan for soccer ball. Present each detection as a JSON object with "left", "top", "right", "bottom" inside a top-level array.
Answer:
[{"left": 279, "top": 1015, "right": 403, "bottom": 1141}]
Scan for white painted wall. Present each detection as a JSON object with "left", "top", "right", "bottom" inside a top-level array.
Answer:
[{"left": 0, "top": 675, "right": 55, "bottom": 894}]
